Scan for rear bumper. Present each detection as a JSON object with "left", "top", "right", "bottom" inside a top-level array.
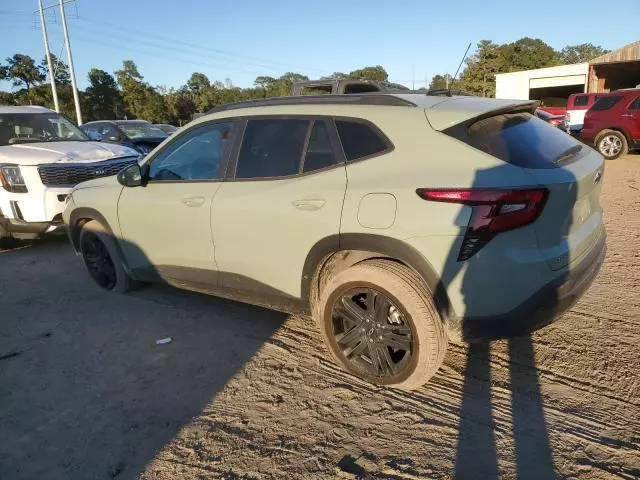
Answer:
[{"left": 459, "top": 231, "right": 607, "bottom": 341}]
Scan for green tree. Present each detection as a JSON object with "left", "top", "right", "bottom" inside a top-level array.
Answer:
[
  {"left": 458, "top": 40, "right": 505, "bottom": 97},
  {"left": 2, "top": 54, "right": 45, "bottom": 95},
  {"left": 321, "top": 72, "right": 348, "bottom": 80},
  {"left": 84, "top": 68, "right": 124, "bottom": 120},
  {"left": 0, "top": 91, "right": 14, "bottom": 105},
  {"left": 27, "top": 83, "right": 77, "bottom": 119},
  {"left": 164, "top": 86, "right": 196, "bottom": 125},
  {"left": 114, "top": 60, "right": 157, "bottom": 120},
  {"left": 115, "top": 60, "right": 143, "bottom": 85},
  {"left": 186, "top": 72, "right": 210, "bottom": 93},
  {"left": 41, "top": 53, "right": 70, "bottom": 85},
  {"left": 348, "top": 65, "right": 388, "bottom": 81},
  {"left": 500, "top": 37, "right": 561, "bottom": 72},
  {"left": 428, "top": 73, "right": 452, "bottom": 90},
  {"left": 559, "top": 43, "right": 609, "bottom": 64},
  {"left": 254, "top": 76, "right": 277, "bottom": 89}
]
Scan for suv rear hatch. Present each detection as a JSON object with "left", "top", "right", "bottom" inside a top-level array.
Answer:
[{"left": 427, "top": 98, "right": 605, "bottom": 271}]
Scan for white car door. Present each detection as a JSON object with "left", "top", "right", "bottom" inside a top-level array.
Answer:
[
  {"left": 211, "top": 117, "right": 347, "bottom": 302},
  {"left": 117, "top": 121, "right": 234, "bottom": 287}
]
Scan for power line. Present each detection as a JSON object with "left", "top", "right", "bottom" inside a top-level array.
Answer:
[
  {"left": 69, "top": 32, "right": 289, "bottom": 80},
  {"left": 68, "top": 23, "right": 322, "bottom": 79},
  {"left": 71, "top": 15, "right": 331, "bottom": 77}
]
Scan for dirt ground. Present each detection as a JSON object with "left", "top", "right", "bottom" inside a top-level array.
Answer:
[{"left": 1, "top": 155, "right": 639, "bottom": 480}]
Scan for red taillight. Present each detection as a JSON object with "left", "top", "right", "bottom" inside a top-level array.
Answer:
[{"left": 416, "top": 188, "right": 549, "bottom": 260}]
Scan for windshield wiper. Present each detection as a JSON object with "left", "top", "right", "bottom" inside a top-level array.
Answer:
[{"left": 552, "top": 144, "right": 582, "bottom": 165}]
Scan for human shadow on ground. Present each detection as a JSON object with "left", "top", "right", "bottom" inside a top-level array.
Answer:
[{"left": 446, "top": 114, "right": 583, "bottom": 479}]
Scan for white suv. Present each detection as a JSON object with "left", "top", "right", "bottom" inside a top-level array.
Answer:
[
  {"left": 0, "top": 106, "right": 140, "bottom": 240},
  {"left": 63, "top": 94, "right": 606, "bottom": 390}
]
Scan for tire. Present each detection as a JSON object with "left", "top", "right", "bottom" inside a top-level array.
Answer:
[
  {"left": 79, "top": 220, "right": 138, "bottom": 293},
  {"left": 596, "top": 129, "right": 628, "bottom": 160},
  {"left": 316, "top": 259, "right": 447, "bottom": 390}
]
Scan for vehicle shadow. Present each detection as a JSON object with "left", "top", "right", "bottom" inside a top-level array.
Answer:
[
  {"left": 444, "top": 116, "right": 579, "bottom": 478},
  {"left": 0, "top": 235, "right": 287, "bottom": 480}
]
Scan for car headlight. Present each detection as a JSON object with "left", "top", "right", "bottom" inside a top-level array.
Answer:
[{"left": 0, "top": 164, "right": 28, "bottom": 193}]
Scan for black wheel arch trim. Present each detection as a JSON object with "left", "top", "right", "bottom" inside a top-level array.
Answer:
[
  {"left": 301, "top": 233, "right": 456, "bottom": 328},
  {"left": 68, "top": 207, "right": 114, "bottom": 252},
  {"left": 67, "top": 207, "right": 136, "bottom": 278}
]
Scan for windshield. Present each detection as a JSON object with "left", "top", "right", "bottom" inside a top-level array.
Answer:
[
  {"left": 119, "top": 123, "right": 168, "bottom": 139},
  {"left": 156, "top": 124, "right": 177, "bottom": 134},
  {"left": 0, "top": 113, "right": 88, "bottom": 146}
]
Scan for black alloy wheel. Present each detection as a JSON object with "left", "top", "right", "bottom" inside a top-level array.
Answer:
[
  {"left": 81, "top": 232, "right": 117, "bottom": 290},
  {"left": 330, "top": 287, "right": 414, "bottom": 379}
]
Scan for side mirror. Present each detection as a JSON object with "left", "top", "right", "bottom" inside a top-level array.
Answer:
[
  {"left": 117, "top": 163, "right": 144, "bottom": 187},
  {"left": 107, "top": 135, "right": 123, "bottom": 142},
  {"left": 87, "top": 131, "right": 103, "bottom": 141}
]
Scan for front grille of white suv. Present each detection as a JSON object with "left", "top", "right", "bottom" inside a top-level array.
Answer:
[{"left": 37, "top": 158, "right": 138, "bottom": 187}]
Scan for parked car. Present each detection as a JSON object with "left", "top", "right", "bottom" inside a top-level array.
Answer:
[
  {"left": 154, "top": 123, "right": 178, "bottom": 135},
  {"left": 0, "top": 106, "right": 140, "bottom": 240},
  {"left": 80, "top": 120, "right": 168, "bottom": 155},
  {"left": 581, "top": 89, "right": 640, "bottom": 159},
  {"left": 63, "top": 93, "right": 606, "bottom": 390},
  {"left": 535, "top": 108, "right": 565, "bottom": 128},
  {"left": 537, "top": 106, "right": 566, "bottom": 116},
  {"left": 565, "top": 93, "right": 605, "bottom": 134},
  {"left": 292, "top": 79, "right": 409, "bottom": 95}
]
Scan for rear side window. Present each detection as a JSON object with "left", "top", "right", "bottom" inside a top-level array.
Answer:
[
  {"left": 336, "top": 120, "right": 389, "bottom": 161},
  {"left": 573, "top": 95, "right": 588, "bottom": 107},
  {"left": 235, "top": 118, "right": 338, "bottom": 179},
  {"left": 628, "top": 97, "right": 640, "bottom": 110},
  {"left": 453, "top": 113, "right": 582, "bottom": 169},
  {"left": 590, "top": 96, "right": 623, "bottom": 111}
]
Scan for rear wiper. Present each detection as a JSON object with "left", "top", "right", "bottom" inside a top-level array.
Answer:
[{"left": 553, "top": 144, "right": 582, "bottom": 165}]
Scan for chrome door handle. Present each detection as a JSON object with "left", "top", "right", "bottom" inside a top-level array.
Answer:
[
  {"left": 621, "top": 114, "right": 633, "bottom": 117},
  {"left": 292, "top": 198, "right": 326, "bottom": 211},
  {"left": 181, "top": 196, "right": 205, "bottom": 207}
]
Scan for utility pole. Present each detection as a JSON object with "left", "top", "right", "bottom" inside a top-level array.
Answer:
[
  {"left": 412, "top": 63, "right": 415, "bottom": 90},
  {"left": 58, "top": 0, "right": 82, "bottom": 124},
  {"left": 37, "top": 0, "right": 59, "bottom": 112}
]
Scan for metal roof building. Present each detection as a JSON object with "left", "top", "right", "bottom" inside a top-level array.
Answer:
[
  {"left": 588, "top": 40, "right": 640, "bottom": 92},
  {"left": 496, "top": 40, "right": 640, "bottom": 104}
]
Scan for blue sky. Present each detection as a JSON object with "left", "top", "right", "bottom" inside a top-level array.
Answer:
[{"left": 1, "top": 0, "right": 638, "bottom": 92}]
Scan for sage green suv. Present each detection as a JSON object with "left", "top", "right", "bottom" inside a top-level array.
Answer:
[{"left": 63, "top": 94, "right": 606, "bottom": 390}]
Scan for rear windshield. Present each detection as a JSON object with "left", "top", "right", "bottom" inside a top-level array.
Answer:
[
  {"left": 573, "top": 95, "right": 588, "bottom": 107},
  {"left": 590, "top": 96, "right": 622, "bottom": 111},
  {"left": 453, "top": 113, "right": 582, "bottom": 169}
]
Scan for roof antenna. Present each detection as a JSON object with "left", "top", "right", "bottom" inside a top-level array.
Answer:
[{"left": 448, "top": 42, "right": 472, "bottom": 97}]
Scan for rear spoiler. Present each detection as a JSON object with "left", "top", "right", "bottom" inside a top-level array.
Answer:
[{"left": 424, "top": 97, "right": 538, "bottom": 131}]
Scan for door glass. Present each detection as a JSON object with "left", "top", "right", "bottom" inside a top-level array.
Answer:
[
  {"left": 628, "top": 97, "right": 640, "bottom": 110},
  {"left": 148, "top": 122, "right": 232, "bottom": 181},
  {"left": 236, "top": 119, "right": 309, "bottom": 179},
  {"left": 302, "top": 121, "right": 337, "bottom": 172}
]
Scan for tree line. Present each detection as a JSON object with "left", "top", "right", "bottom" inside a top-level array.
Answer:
[
  {"left": 429, "top": 39, "right": 608, "bottom": 96},
  {"left": 0, "top": 39, "right": 608, "bottom": 125}
]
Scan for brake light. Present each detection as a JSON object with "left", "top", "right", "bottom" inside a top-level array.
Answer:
[{"left": 416, "top": 188, "right": 548, "bottom": 261}]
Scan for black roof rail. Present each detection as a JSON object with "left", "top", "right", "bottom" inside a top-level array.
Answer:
[{"left": 206, "top": 94, "right": 417, "bottom": 114}]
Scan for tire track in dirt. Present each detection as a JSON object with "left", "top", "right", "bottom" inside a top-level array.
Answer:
[{"left": 142, "top": 156, "right": 640, "bottom": 480}]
